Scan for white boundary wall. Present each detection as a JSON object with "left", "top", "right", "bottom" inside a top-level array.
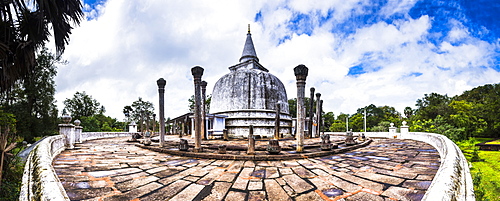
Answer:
[
  {"left": 19, "top": 132, "right": 134, "bottom": 201},
  {"left": 20, "top": 131, "right": 474, "bottom": 200}
]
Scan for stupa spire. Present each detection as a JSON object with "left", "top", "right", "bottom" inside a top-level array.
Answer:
[{"left": 239, "top": 24, "right": 259, "bottom": 63}]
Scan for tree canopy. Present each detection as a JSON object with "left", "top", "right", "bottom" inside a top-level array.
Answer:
[
  {"left": 63, "top": 91, "right": 104, "bottom": 121},
  {"left": 0, "top": 0, "right": 83, "bottom": 91}
]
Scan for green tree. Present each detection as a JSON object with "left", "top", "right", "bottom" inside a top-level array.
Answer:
[
  {"left": 0, "top": 0, "right": 83, "bottom": 91},
  {"left": 349, "top": 113, "right": 364, "bottom": 132},
  {"left": 63, "top": 91, "right": 103, "bottom": 120},
  {"left": 370, "top": 121, "right": 391, "bottom": 132},
  {"left": 322, "top": 112, "right": 335, "bottom": 132},
  {"left": 124, "top": 97, "right": 155, "bottom": 131},
  {"left": 188, "top": 94, "right": 212, "bottom": 113},
  {"left": 404, "top": 106, "right": 413, "bottom": 119},
  {"left": 455, "top": 84, "right": 500, "bottom": 137},
  {"left": 354, "top": 104, "right": 401, "bottom": 131},
  {"left": 288, "top": 97, "right": 314, "bottom": 118},
  {"left": 80, "top": 114, "right": 123, "bottom": 132},
  {"left": 414, "top": 93, "right": 451, "bottom": 120},
  {"left": 330, "top": 121, "right": 346, "bottom": 132},
  {"left": 1, "top": 48, "right": 59, "bottom": 142}
]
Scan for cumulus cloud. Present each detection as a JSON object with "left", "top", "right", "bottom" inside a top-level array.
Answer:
[{"left": 54, "top": 0, "right": 500, "bottom": 120}]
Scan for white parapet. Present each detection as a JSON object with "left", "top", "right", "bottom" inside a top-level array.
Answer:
[
  {"left": 19, "top": 135, "right": 69, "bottom": 201},
  {"left": 19, "top": 132, "right": 137, "bottom": 201}
]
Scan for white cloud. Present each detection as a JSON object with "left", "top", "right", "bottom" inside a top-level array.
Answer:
[{"left": 55, "top": 0, "right": 500, "bottom": 122}]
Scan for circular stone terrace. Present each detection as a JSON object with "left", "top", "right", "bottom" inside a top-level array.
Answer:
[{"left": 54, "top": 135, "right": 440, "bottom": 201}]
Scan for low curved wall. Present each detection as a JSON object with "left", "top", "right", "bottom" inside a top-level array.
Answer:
[
  {"left": 402, "top": 132, "right": 475, "bottom": 201},
  {"left": 19, "top": 135, "right": 68, "bottom": 200},
  {"left": 19, "top": 132, "right": 135, "bottom": 201},
  {"left": 350, "top": 131, "right": 475, "bottom": 201},
  {"left": 81, "top": 132, "right": 136, "bottom": 141}
]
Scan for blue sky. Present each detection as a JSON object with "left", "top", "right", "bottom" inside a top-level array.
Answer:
[{"left": 55, "top": 0, "right": 500, "bottom": 119}]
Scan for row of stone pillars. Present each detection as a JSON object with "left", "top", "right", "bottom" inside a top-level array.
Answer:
[
  {"left": 156, "top": 64, "right": 320, "bottom": 153},
  {"left": 294, "top": 64, "right": 323, "bottom": 152}
]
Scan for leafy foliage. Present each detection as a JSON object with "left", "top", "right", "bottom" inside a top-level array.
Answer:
[
  {"left": 64, "top": 91, "right": 104, "bottom": 121},
  {"left": 123, "top": 97, "right": 155, "bottom": 131},
  {"left": 0, "top": 0, "right": 83, "bottom": 91},
  {"left": 0, "top": 48, "right": 59, "bottom": 142},
  {"left": 188, "top": 94, "right": 212, "bottom": 113}
]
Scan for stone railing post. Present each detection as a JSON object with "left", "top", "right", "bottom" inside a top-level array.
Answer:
[
  {"left": 191, "top": 66, "right": 204, "bottom": 152},
  {"left": 74, "top": 120, "right": 82, "bottom": 143},
  {"left": 400, "top": 121, "right": 409, "bottom": 137},
  {"left": 294, "top": 64, "right": 308, "bottom": 152},
  {"left": 59, "top": 114, "right": 75, "bottom": 149},
  {"left": 157, "top": 78, "right": 166, "bottom": 147},
  {"left": 389, "top": 123, "right": 397, "bottom": 137}
]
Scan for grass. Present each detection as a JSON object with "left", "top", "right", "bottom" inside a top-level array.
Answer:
[
  {"left": 485, "top": 139, "right": 500, "bottom": 145},
  {"left": 458, "top": 138, "right": 500, "bottom": 201}
]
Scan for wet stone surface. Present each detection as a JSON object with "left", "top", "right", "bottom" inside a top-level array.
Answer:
[{"left": 54, "top": 136, "right": 440, "bottom": 200}]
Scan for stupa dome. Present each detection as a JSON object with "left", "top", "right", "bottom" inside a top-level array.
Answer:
[
  {"left": 209, "top": 27, "right": 291, "bottom": 137},
  {"left": 210, "top": 64, "right": 289, "bottom": 114}
]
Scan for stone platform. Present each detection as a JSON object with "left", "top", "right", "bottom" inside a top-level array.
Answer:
[{"left": 54, "top": 136, "right": 440, "bottom": 201}]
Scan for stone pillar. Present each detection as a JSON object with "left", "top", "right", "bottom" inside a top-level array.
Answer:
[
  {"left": 200, "top": 81, "right": 208, "bottom": 140},
  {"left": 153, "top": 114, "right": 156, "bottom": 134},
  {"left": 400, "top": 121, "right": 409, "bottom": 137},
  {"left": 319, "top": 100, "right": 323, "bottom": 134},
  {"left": 274, "top": 103, "right": 280, "bottom": 139},
  {"left": 247, "top": 125, "right": 255, "bottom": 155},
  {"left": 157, "top": 78, "right": 166, "bottom": 146},
  {"left": 59, "top": 114, "right": 75, "bottom": 149},
  {"left": 294, "top": 64, "right": 308, "bottom": 152},
  {"left": 191, "top": 66, "right": 204, "bottom": 152},
  {"left": 389, "top": 123, "right": 397, "bottom": 138},
  {"left": 309, "top": 87, "right": 315, "bottom": 138},
  {"left": 315, "top": 93, "right": 321, "bottom": 136},
  {"left": 74, "top": 120, "right": 82, "bottom": 143}
]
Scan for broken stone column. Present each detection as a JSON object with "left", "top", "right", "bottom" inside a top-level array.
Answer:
[
  {"left": 267, "top": 139, "right": 281, "bottom": 154},
  {"left": 191, "top": 66, "right": 204, "bottom": 153},
  {"left": 143, "top": 130, "right": 152, "bottom": 145},
  {"left": 294, "top": 64, "right": 308, "bottom": 152},
  {"left": 201, "top": 81, "right": 208, "bottom": 140},
  {"left": 247, "top": 125, "right": 255, "bottom": 155},
  {"left": 345, "top": 129, "right": 356, "bottom": 145},
  {"left": 218, "top": 145, "right": 226, "bottom": 154},
  {"left": 274, "top": 103, "right": 280, "bottom": 139},
  {"left": 179, "top": 139, "right": 189, "bottom": 151},
  {"left": 315, "top": 93, "right": 321, "bottom": 137},
  {"left": 320, "top": 134, "right": 332, "bottom": 151},
  {"left": 309, "top": 87, "right": 315, "bottom": 138},
  {"left": 223, "top": 129, "right": 229, "bottom": 141}
]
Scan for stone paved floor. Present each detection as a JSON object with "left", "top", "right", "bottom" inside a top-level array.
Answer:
[{"left": 54, "top": 136, "right": 440, "bottom": 201}]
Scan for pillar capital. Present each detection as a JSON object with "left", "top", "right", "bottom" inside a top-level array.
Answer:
[
  {"left": 200, "top": 80, "right": 207, "bottom": 88},
  {"left": 294, "top": 64, "right": 308, "bottom": 81},
  {"left": 157, "top": 78, "right": 166, "bottom": 88},
  {"left": 191, "top": 66, "right": 204, "bottom": 80},
  {"left": 316, "top": 92, "right": 321, "bottom": 99}
]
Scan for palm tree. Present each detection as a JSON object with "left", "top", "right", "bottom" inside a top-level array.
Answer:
[{"left": 0, "top": 0, "right": 83, "bottom": 91}]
